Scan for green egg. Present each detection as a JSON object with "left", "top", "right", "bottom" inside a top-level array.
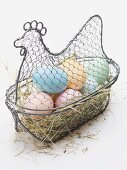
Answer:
[
  {"left": 84, "top": 58, "right": 109, "bottom": 85},
  {"left": 81, "top": 75, "right": 98, "bottom": 95}
]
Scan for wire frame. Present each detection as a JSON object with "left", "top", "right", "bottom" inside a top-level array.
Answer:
[{"left": 5, "top": 15, "right": 120, "bottom": 142}]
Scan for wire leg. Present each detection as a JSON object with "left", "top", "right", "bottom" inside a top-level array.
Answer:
[{"left": 12, "top": 111, "right": 20, "bottom": 132}]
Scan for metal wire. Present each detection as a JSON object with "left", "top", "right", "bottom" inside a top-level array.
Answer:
[{"left": 5, "top": 15, "right": 120, "bottom": 142}]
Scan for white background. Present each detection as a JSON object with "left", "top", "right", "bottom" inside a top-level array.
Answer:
[{"left": 0, "top": 0, "right": 127, "bottom": 170}]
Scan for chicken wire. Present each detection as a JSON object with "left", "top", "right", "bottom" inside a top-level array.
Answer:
[{"left": 5, "top": 15, "right": 120, "bottom": 142}]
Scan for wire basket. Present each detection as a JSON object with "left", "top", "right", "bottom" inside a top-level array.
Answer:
[{"left": 6, "top": 15, "right": 120, "bottom": 143}]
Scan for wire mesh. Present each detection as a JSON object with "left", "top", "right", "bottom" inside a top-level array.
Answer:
[{"left": 6, "top": 15, "right": 120, "bottom": 142}]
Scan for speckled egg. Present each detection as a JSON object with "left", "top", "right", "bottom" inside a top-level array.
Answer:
[
  {"left": 82, "top": 76, "right": 98, "bottom": 95},
  {"left": 59, "top": 59, "right": 87, "bottom": 90},
  {"left": 32, "top": 65, "right": 68, "bottom": 93},
  {"left": 84, "top": 58, "right": 109, "bottom": 85},
  {"left": 23, "top": 92, "right": 54, "bottom": 117},
  {"left": 55, "top": 89, "right": 82, "bottom": 107}
]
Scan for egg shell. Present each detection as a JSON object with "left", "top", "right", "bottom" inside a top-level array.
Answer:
[
  {"left": 82, "top": 76, "right": 98, "bottom": 95},
  {"left": 32, "top": 65, "right": 68, "bottom": 93},
  {"left": 55, "top": 89, "right": 82, "bottom": 107},
  {"left": 23, "top": 92, "right": 54, "bottom": 118},
  {"left": 59, "top": 59, "right": 87, "bottom": 90},
  {"left": 84, "top": 58, "right": 109, "bottom": 85}
]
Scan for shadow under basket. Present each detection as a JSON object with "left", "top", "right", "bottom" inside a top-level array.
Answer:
[{"left": 5, "top": 15, "right": 120, "bottom": 143}]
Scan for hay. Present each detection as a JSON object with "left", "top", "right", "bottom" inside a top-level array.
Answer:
[{"left": 18, "top": 89, "right": 110, "bottom": 143}]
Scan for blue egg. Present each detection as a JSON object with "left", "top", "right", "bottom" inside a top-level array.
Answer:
[
  {"left": 32, "top": 65, "right": 68, "bottom": 93},
  {"left": 82, "top": 76, "right": 98, "bottom": 95}
]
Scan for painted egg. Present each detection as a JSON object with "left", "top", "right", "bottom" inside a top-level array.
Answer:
[
  {"left": 32, "top": 65, "right": 68, "bottom": 93},
  {"left": 55, "top": 89, "right": 82, "bottom": 107},
  {"left": 82, "top": 76, "right": 98, "bottom": 95},
  {"left": 23, "top": 92, "right": 54, "bottom": 117},
  {"left": 84, "top": 58, "right": 109, "bottom": 85},
  {"left": 59, "top": 59, "right": 87, "bottom": 90}
]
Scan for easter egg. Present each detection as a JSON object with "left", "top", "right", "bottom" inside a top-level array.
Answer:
[
  {"left": 23, "top": 92, "right": 54, "bottom": 117},
  {"left": 82, "top": 76, "right": 98, "bottom": 95},
  {"left": 59, "top": 59, "right": 87, "bottom": 90},
  {"left": 55, "top": 89, "right": 82, "bottom": 107},
  {"left": 32, "top": 65, "right": 68, "bottom": 93},
  {"left": 84, "top": 58, "right": 109, "bottom": 85}
]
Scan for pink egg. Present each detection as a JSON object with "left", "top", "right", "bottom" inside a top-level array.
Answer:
[
  {"left": 55, "top": 89, "right": 82, "bottom": 107},
  {"left": 23, "top": 92, "right": 54, "bottom": 117}
]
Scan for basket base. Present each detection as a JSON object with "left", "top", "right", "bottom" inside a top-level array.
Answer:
[{"left": 14, "top": 91, "right": 110, "bottom": 143}]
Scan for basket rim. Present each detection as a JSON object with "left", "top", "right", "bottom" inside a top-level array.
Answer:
[
  {"left": 5, "top": 83, "right": 110, "bottom": 117},
  {"left": 5, "top": 57, "right": 120, "bottom": 116}
]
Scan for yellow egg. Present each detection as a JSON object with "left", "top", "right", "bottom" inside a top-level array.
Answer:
[{"left": 59, "top": 59, "right": 87, "bottom": 90}]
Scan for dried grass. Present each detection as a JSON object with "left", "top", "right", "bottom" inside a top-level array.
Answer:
[{"left": 18, "top": 89, "right": 110, "bottom": 143}]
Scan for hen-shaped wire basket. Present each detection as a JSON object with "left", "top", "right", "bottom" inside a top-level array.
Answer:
[{"left": 6, "top": 15, "right": 120, "bottom": 143}]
